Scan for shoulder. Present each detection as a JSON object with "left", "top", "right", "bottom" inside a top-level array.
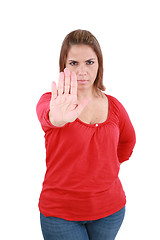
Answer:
[
  {"left": 104, "top": 93, "right": 124, "bottom": 110},
  {"left": 104, "top": 93, "right": 130, "bottom": 121},
  {"left": 106, "top": 94, "right": 132, "bottom": 127},
  {"left": 36, "top": 92, "right": 52, "bottom": 112},
  {"left": 38, "top": 92, "right": 52, "bottom": 103},
  {"left": 40, "top": 91, "right": 51, "bottom": 99}
]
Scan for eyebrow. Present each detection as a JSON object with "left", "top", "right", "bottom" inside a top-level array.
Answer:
[{"left": 68, "top": 58, "right": 96, "bottom": 62}]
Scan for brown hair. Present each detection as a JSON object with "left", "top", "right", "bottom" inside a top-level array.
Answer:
[{"left": 59, "top": 29, "right": 106, "bottom": 96}]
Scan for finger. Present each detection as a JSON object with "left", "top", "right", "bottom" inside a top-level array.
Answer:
[
  {"left": 51, "top": 81, "right": 57, "bottom": 100},
  {"left": 70, "top": 71, "right": 77, "bottom": 96},
  {"left": 64, "top": 68, "right": 70, "bottom": 94},
  {"left": 58, "top": 72, "right": 64, "bottom": 95}
]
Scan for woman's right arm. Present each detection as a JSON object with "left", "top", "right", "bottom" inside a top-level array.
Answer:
[
  {"left": 36, "top": 92, "right": 66, "bottom": 132},
  {"left": 36, "top": 68, "right": 91, "bottom": 132}
]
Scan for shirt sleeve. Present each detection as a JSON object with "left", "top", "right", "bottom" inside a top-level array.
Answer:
[
  {"left": 117, "top": 102, "right": 136, "bottom": 163},
  {"left": 36, "top": 92, "right": 68, "bottom": 132}
]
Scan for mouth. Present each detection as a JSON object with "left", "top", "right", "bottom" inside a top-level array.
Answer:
[{"left": 77, "top": 80, "right": 88, "bottom": 84}]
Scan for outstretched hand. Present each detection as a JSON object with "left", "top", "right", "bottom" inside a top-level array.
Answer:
[{"left": 49, "top": 68, "right": 91, "bottom": 127}]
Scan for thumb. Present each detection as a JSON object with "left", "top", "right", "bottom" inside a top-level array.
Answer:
[{"left": 75, "top": 97, "right": 91, "bottom": 116}]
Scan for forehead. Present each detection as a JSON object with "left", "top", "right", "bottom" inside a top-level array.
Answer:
[{"left": 67, "top": 44, "right": 97, "bottom": 60}]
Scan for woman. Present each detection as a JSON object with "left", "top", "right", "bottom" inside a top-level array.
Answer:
[{"left": 36, "top": 29, "right": 136, "bottom": 240}]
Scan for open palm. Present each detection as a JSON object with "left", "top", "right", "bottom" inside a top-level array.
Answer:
[{"left": 49, "top": 68, "right": 91, "bottom": 126}]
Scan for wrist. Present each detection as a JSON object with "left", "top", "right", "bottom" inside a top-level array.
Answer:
[{"left": 49, "top": 111, "right": 66, "bottom": 127}]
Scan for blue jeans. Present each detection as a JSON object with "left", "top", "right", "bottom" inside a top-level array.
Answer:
[{"left": 40, "top": 206, "right": 125, "bottom": 240}]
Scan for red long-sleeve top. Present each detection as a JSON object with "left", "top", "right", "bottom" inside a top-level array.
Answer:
[{"left": 36, "top": 92, "right": 136, "bottom": 221}]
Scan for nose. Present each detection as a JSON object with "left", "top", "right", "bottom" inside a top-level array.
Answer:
[{"left": 76, "top": 64, "right": 87, "bottom": 77}]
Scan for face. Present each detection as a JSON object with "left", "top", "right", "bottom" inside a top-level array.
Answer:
[{"left": 65, "top": 44, "right": 99, "bottom": 88}]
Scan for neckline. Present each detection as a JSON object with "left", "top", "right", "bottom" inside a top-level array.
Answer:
[{"left": 75, "top": 93, "right": 111, "bottom": 128}]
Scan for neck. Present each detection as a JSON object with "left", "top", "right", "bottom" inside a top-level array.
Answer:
[{"left": 77, "top": 87, "right": 101, "bottom": 102}]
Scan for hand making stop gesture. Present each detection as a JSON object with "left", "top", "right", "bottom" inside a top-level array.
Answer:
[{"left": 49, "top": 68, "right": 91, "bottom": 127}]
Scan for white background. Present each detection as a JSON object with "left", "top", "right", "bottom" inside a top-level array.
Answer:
[{"left": 0, "top": 0, "right": 160, "bottom": 239}]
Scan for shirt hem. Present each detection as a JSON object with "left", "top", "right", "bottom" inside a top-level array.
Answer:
[{"left": 39, "top": 200, "right": 126, "bottom": 221}]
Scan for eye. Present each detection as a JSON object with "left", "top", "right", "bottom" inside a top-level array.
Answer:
[
  {"left": 69, "top": 61, "right": 77, "bottom": 66},
  {"left": 86, "top": 60, "right": 94, "bottom": 65}
]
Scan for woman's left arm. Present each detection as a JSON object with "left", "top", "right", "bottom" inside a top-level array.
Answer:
[{"left": 117, "top": 103, "right": 136, "bottom": 164}]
